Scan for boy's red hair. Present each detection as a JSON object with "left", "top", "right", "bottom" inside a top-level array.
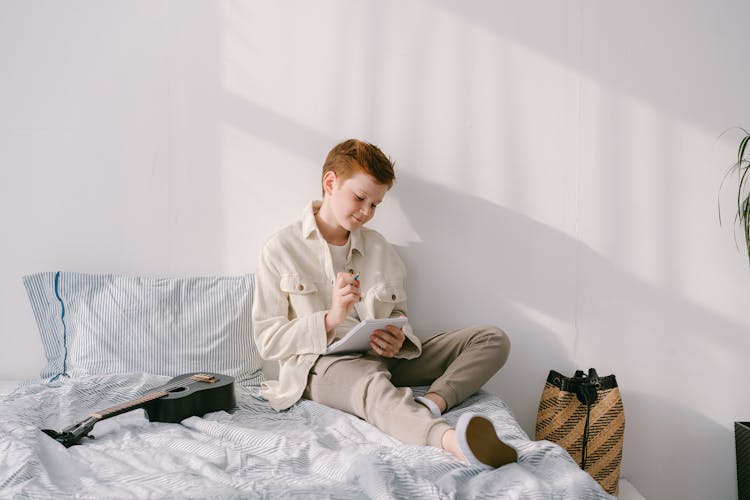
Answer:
[{"left": 322, "top": 139, "right": 395, "bottom": 195}]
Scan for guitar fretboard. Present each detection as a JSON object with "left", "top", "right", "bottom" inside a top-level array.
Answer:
[
  {"left": 92, "top": 389, "right": 169, "bottom": 419},
  {"left": 91, "top": 376, "right": 212, "bottom": 419}
]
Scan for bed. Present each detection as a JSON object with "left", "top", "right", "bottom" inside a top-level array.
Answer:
[{"left": 0, "top": 271, "right": 614, "bottom": 499}]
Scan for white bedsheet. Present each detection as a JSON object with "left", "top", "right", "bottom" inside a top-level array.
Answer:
[
  {"left": 0, "top": 373, "right": 614, "bottom": 499},
  {"left": 0, "top": 379, "right": 21, "bottom": 395}
]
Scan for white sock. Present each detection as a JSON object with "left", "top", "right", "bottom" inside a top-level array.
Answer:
[{"left": 415, "top": 396, "right": 442, "bottom": 417}]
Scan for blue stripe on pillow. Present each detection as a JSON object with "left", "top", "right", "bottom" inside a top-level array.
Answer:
[{"left": 52, "top": 271, "right": 68, "bottom": 380}]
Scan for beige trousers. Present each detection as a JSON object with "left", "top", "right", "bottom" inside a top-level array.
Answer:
[{"left": 302, "top": 324, "right": 510, "bottom": 449}]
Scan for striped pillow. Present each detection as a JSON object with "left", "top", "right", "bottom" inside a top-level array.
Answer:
[{"left": 23, "top": 272, "right": 264, "bottom": 386}]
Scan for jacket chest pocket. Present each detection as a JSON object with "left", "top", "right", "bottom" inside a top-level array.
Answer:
[
  {"left": 368, "top": 282, "right": 407, "bottom": 318},
  {"left": 280, "top": 274, "right": 323, "bottom": 316}
]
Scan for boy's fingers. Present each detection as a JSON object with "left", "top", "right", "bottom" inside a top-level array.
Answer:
[
  {"left": 385, "top": 325, "right": 404, "bottom": 337},
  {"left": 371, "top": 341, "right": 393, "bottom": 358},
  {"left": 373, "top": 331, "right": 401, "bottom": 350},
  {"left": 379, "top": 327, "right": 404, "bottom": 345},
  {"left": 335, "top": 271, "right": 359, "bottom": 286}
]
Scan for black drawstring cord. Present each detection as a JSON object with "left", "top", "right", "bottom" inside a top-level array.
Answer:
[
  {"left": 577, "top": 371, "right": 600, "bottom": 470},
  {"left": 581, "top": 397, "right": 592, "bottom": 469}
]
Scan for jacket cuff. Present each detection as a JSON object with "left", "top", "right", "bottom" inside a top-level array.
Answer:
[{"left": 396, "top": 324, "right": 422, "bottom": 359}]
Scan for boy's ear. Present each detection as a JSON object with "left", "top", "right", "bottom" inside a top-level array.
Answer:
[{"left": 322, "top": 170, "right": 337, "bottom": 196}]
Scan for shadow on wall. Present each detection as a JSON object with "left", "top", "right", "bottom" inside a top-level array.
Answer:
[
  {"left": 431, "top": 0, "right": 747, "bottom": 134},
  {"left": 625, "top": 391, "right": 736, "bottom": 500},
  {"left": 391, "top": 172, "right": 747, "bottom": 500},
  {"left": 390, "top": 172, "right": 578, "bottom": 434}
]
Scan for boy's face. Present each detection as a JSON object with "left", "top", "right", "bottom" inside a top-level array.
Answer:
[{"left": 326, "top": 169, "right": 389, "bottom": 232}]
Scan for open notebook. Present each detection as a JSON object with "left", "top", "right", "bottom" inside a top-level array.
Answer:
[{"left": 326, "top": 317, "right": 409, "bottom": 355}]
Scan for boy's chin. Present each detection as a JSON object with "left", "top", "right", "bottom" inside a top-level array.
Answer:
[{"left": 345, "top": 217, "right": 365, "bottom": 230}]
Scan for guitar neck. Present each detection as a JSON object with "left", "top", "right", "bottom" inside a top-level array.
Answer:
[{"left": 91, "top": 388, "right": 171, "bottom": 421}]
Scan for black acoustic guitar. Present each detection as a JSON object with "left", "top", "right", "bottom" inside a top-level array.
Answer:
[{"left": 42, "top": 372, "right": 236, "bottom": 447}]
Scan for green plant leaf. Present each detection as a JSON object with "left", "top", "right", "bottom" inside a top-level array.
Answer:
[
  {"left": 739, "top": 133, "right": 750, "bottom": 164},
  {"left": 718, "top": 161, "right": 740, "bottom": 226},
  {"left": 737, "top": 162, "right": 750, "bottom": 223},
  {"left": 716, "top": 127, "right": 750, "bottom": 265}
]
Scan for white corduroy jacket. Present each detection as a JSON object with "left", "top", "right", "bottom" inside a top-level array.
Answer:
[{"left": 252, "top": 201, "right": 422, "bottom": 410}]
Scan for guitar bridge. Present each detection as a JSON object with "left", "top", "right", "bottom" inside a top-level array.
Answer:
[{"left": 191, "top": 374, "right": 218, "bottom": 383}]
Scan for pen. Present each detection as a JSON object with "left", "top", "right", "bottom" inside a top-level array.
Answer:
[{"left": 353, "top": 273, "right": 360, "bottom": 281}]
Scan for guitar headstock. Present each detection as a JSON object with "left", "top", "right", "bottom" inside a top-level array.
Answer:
[
  {"left": 42, "top": 416, "right": 99, "bottom": 447},
  {"left": 42, "top": 428, "right": 81, "bottom": 447},
  {"left": 190, "top": 373, "right": 218, "bottom": 383}
]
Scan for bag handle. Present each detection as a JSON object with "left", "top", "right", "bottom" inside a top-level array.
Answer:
[{"left": 573, "top": 368, "right": 600, "bottom": 382}]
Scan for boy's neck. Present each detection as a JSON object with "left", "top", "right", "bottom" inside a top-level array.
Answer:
[{"left": 315, "top": 201, "right": 350, "bottom": 246}]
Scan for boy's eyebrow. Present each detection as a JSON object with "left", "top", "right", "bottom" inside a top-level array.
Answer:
[{"left": 355, "top": 189, "right": 383, "bottom": 205}]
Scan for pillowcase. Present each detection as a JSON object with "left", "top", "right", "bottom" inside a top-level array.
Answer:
[{"left": 23, "top": 271, "right": 264, "bottom": 386}]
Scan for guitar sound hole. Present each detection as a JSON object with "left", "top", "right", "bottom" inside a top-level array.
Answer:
[{"left": 167, "top": 387, "right": 187, "bottom": 393}]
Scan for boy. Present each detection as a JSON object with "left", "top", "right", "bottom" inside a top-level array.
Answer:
[{"left": 252, "top": 139, "right": 516, "bottom": 468}]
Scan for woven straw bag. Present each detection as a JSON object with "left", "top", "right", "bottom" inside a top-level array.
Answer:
[{"left": 535, "top": 368, "right": 625, "bottom": 496}]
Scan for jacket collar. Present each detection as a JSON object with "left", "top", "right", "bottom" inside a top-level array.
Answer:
[{"left": 301, "top": 201, "right": 365, "bottom": 256}]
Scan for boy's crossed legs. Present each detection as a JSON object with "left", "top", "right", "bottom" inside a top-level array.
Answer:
[{"left": 303, "top": 325, "right": 516, "bottom": 466}]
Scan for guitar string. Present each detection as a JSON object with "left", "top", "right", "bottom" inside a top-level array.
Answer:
[
  {"left": 92, "top": 376, "right": 221, "bottom": 419},
  {"left": 94, "top": 379, "right": 205, "bottom": 418},
  {"left": 97, "top": 378, "right": 208, "bottom": 413}
]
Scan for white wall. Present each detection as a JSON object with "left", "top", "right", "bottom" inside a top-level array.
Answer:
[{"left": 1, "top": 1, "right": 749, "bottom": 499}]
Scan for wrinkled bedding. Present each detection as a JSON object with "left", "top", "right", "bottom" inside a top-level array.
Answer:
[{"left": 0, "top": 373, "right": 613, "bottom": 499}]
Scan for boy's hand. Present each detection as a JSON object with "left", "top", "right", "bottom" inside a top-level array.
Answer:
[
  {"left": 325, "top": 272, "right": 360, "bottom": 331},
  {"left": 370, "top": 324, "right": 405, "bottom": 358}
]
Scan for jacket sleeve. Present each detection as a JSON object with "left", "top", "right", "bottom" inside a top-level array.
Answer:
[
  {"left": 383, "top": 245, "right": 422, "bottom": 360},
  {"left": 390, "top": 296, "right": 421, "bottom": 360},
  {"left": 252, "top": 243, "right": 331, "bottom": 361}
]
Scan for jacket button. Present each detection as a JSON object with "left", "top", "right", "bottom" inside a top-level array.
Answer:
[
  {"left": 391, "top": 294, "right": 396, "bottom": 300},
  {"left": 298, "top": 284, "right": 304, "bottom": 291}
]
